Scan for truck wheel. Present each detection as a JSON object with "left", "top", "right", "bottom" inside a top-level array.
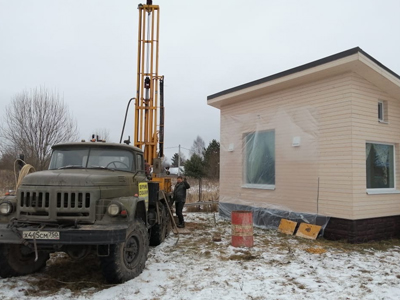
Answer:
[
  {"left": 150, "top": 202, "right": 170, "bottom": 246},
  {"left": 100, "top": 219, "right": 149, "bottom": 283},
  {"left": 0, "top": 244, "right": 49, "bottom": 278}
]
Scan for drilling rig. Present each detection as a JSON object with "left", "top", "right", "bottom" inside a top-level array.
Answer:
[
  {"left": 123, "top": 0, "right": 171, "bottom": 194},
  {"left": 0, "top": 1, "right": 172, "bottom": 284}
]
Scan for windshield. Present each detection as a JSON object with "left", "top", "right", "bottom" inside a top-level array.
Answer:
[{"left": 49, "top": 147, "right": 135, "bottom": 172}]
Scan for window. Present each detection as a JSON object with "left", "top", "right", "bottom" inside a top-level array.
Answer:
[
  {"left": 136, "top": 154, "right": 144, "bottom": 171},
  {"left": 49, "top": 147, "right": 134, "bottom": 172},
  {"left": 378, "top": 100, "right": 388, "bottom": 123},
  {"left": 366, "top": 143, "right": 395, "bottom": 190},
  {"left": 378, "top": 102, "right": 383, "bottom": 121},
  {"left": 87, "top": 149, "right": 133, "bottom": 171},
  {"left": 48, "top": 148, "right": 89, "bottom": 169},
  {"left": 244, "top": 130, "right": 275, "bottom": 188}
]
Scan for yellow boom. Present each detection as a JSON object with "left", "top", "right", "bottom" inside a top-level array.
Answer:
[{"left": 134, "top": 1, "right": 163, "bottom": 165}]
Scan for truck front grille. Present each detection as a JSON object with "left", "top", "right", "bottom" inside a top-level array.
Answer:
[
  {"left": 18, "top": 189, "right": 97, "bottom": 222},
  {"left": 56, "top": 192, "right": 91, "bottom": 209},
  {"left": 20, "top": 192, "right": 50, "bottom": 208}
]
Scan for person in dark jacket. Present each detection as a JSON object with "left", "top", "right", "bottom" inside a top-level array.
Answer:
[{"left": 173, "top": 176, "right": 190, "bottom": 228}]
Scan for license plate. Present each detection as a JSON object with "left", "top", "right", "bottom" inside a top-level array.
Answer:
[{"left": 22, "top": 231, "right": 60, "bottom": 240}]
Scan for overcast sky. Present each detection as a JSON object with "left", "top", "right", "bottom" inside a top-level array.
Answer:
[{"left": 1, "top": 0, "right": 399, "bottom": 161}]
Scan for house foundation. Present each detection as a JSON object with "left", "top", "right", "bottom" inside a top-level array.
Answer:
[
  {"left": 220, "top": 202, "right": 400, "bottom": 243},
  {"left": 324, "top": 216, "right": 400, "bottom": 243}
]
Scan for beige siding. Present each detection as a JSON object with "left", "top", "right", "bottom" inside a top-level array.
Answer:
[
  {"left": 220, "top": 73, "right": 354, "bottom": 218},
  {"left": 220, "top": 71, "right": 400, "bottom": 220},
  {"left": 350, "top": 73, "right": 400, "bottom": 219}
]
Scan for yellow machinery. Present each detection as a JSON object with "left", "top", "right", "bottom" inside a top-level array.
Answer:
[{"left": 134, "top": 1, "right": 170, "bottom": 192}]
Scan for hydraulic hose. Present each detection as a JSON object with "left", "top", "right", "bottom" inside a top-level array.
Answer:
[{"left": 119, "top": 98, "right": 135, "bottom": 144}]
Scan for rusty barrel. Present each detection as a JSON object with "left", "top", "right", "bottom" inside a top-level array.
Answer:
[{"left": 231, "top": 211, "right": 253, "bottom": 247}]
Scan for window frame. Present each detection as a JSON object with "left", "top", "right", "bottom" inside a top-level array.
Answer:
[
  {"left": 49, "top": 147, "right": 135, "bottom": 172},
  {"left": 136, "top": 153, "right": 144, "bottom": 171},
  {"left": 242, "top": 130, "right": 276, "bottom": 190},
  {"left": 378, "top": 100, "right": 388, "bottom": 124},
  {"left": 366, "top": 141, "right": 399, "bottom": 194}
]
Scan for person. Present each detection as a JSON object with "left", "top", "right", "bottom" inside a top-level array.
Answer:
[
  {"left": 173, "top": 176, "right": 190, "bottom": 228},
  {"left": 144, "top": 160, "right": 151, "bottom": 179}
]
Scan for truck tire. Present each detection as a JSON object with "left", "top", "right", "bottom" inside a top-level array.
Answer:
[
  {"left": 0, "top": 244, "right": 49, "bottom": 278},
  {"left": 100, "top": 219, "right": 149, "bottom": 283},
  {"left": 150, "top": 202, "right": 170, "bottom": 246}
]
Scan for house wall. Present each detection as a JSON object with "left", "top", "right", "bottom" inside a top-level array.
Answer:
[
  {"left": 350, "top": 73, "right": 400, "bottom": 219},
  {"left": 220, "top": 72, "right": 355, "bottom": 219}
]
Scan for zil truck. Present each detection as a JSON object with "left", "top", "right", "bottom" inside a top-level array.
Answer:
[{"left": 0, "top": 141, "right": 172, "bottom": 283}]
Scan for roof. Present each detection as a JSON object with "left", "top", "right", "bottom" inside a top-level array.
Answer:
[
  {"left": 52, "top": 142, "right": 143, "bottom": 153},
  {"left": 207, "top": 47, "right": 400, "bottom": 108}
]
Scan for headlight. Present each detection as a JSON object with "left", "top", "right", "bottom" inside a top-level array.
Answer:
[
  {"left": 0, "top": 202, "right": 13, "bottom": 215},
  {"left": 107, "top": 203, "right": 120, "bottom": 217}
]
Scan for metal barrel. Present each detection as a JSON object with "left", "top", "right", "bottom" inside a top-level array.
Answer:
[{"left": 231, "top": 211, "right": 253, "bottom": 247}]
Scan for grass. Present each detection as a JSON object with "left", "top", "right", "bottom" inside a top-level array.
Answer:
[
  {"left": 182, "top": 177, "right": 219, "bottom": 212},
  {"left": 186, "top": 202, "right": 219, "bottom": 213},
  {"left": 228, "top": 251, "right": 258, "bottom": 261},
  {"left": 180, "top": 178, "right": 219, "bottom": 203},
  {"left": 303, "top": 236, "right": 400, "bottom": 253},
  {"left": 271, "top": 229, "right": 400, "bottom": 254}
]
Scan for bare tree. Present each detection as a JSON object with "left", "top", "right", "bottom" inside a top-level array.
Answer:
[
  {"left": 0, "top": 87, "right": 79, "bottom": 170},
  {"left": 91, "top": 128, "right": 110, "bottom": 141},
  {"left": 189, "top": 136, "right": 205, "bottom": 159}
]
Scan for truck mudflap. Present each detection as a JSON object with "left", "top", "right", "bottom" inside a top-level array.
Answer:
[{"left": 0, "top": 221, "right": 128, "bottom": 245}]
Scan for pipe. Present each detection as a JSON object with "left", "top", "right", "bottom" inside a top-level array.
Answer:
[
  {"left": 159, "top": 77, "right": 164, "bottom": 158},
  {"left": 119, "top": 98, "right": 135, "bottom": 144}
]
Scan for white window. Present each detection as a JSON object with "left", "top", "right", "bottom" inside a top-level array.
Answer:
[
  {"left": 366, "top": 143, "right": 395, "bottom": 191},
  {"left": 243, "top": 130, "right": 275, "bottom": 189},
  {"left": 378, "top": 102, "right": 384, "bottom": 121},
  {"left": 378, "top": 100, "right": 388, "bottom": 123}
]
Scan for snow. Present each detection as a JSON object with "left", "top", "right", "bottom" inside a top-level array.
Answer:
[{"left": 1, "top": 213, "right": 400, "bottom": 300}]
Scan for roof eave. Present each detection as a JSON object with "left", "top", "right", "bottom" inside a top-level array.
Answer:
[
  {"left": 207, "top": 49, "right": 400, "bottom": 109},
  {"left": 207, "top": 53, "right": 360, "bottom": 109}
]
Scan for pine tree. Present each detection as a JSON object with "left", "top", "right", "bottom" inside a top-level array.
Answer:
[
  {"left": 204, "top": 139, "right": 220, "bottom": 180},
  {"left": 171, "top": 152, "right": 186, "bottom": 167},
  {"left": 184, "top": 154, "right": 206, "bottom": 201}
]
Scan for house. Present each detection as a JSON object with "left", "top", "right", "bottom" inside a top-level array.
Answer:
[{"left": 207, "top": 47, "right": 400, "bottom": 243}]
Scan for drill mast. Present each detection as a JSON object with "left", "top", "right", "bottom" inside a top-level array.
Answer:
[{"left": 134, "top": 1, "right": 164, "bottom": 165}]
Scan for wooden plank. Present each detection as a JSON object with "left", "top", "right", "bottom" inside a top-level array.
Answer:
[
  {"left": 278, "top": 219, "right": 297, "bottom": 235},
  {"left": 295, "top": 223, "right": 321, "bottom": 240}
]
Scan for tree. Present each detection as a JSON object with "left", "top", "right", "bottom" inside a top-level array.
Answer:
[
  {"left": 171, "top": 152, "right": 186, "bottom": 167},
  {"left": 189, "top": 136, "right": 205, "bottom": 159},
  {"left": 184, "top": 154, "right": 206, "bottom": 201},
  {"left": 91, "top": 128, "right": 110, "bottom": 142},
  {"left": 0, "top": 145, "right": 19, "bottom": 171},
  {"left": 204, "top": 139, "right": 220, "bottom": 180},
  {"left": 0, "top": 87, "right": 79, "bottom": 170}
]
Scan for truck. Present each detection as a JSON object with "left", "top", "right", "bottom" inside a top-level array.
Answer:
[
  {"left": 0, "top": 141, "right": 172, "bottom": 283},
  {"left": 0, "top": 1, "right": 171, "bottom": 284}
]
